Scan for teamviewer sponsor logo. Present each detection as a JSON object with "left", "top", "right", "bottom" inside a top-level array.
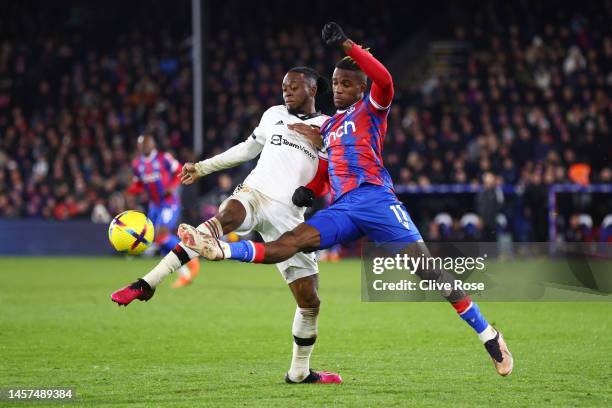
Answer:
[
  {"left": 270, "top": 134, "right": 316, "bottom": 160},
  {"left": 282, "top": 138, "right": 317, "bottom": 160},
  {"left": 271, "top": 135, "right": 282, "bottom": 145}
]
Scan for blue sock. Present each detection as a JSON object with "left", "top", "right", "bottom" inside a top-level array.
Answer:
[
  {"left": 459, "top": 302, "right": 489, "bottom": 334},
  {"left": 227, "top": 241, "right": 256, "bottom": 262},
  {"left": 159, "top": 235, "right": 180, "bottom": 256}
]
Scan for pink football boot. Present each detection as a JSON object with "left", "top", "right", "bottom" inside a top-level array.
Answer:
[
  {"left": 111, "top": 279, "right": 155, "bottom": 306},
  {"left": 285, "top": 369, "right": 343, "bottom": 384}
]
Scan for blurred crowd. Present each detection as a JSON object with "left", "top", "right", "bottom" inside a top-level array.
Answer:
[
  {"left": 392, "top": 1, "right": 612, "bottom": 241},
  {"left": 0, "top": 2, "right": 193, "bottom": 220},
  {"left": 391, "top": 5, "right": 611, "bottom": 188},
  {"left": 0, "top": 1, "right": 610, "bottom": 242}
]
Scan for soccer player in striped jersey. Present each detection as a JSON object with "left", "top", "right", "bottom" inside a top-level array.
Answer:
[
  {"left": 126, "top": 133, "right": 200, "bottom": 288},
  {"left": 179, "top": 22, "right": 513, "bottom": 377}
]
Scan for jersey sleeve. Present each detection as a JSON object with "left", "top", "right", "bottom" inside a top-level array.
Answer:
[
  {"left": 251, "top": 107, "right": 277, "bottom": 145},
  {"left": 160, "top": 152, "right": 181, "bottom": 189},
  {"left": 304, "top": 116, "right": 331, "bottom": 197},
  {"left": 305, "top": 156, "right": 330, "bottom": 198},
  {"left": 127, "top": 160, "right": 144, "bottom": 194},
  {"left": 126, "top": 178, "right": 144, "bottom": 195},
  {"left": 346, "top": 44, "right": 394, "bottom": 111},
  {"left": 194, "top": 136, "right": 264, "bottom": 176},
  {"left": 131, "top": 159, "right": 141, "bottom": 179},
  {"left": 162, "top": 152, "right": 180, "bottom": 173}
]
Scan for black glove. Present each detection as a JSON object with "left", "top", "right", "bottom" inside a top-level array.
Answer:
[
  {"left": 322, "top": 22, "right": 348, "bottom": 49},
  {"left": 292, "top": 186, "right": 315, "bottom": 207}
]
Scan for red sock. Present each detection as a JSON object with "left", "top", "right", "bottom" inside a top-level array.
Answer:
[
  {"left": 252, "top": 242, "right": 266, "bottom": 263},
  {"left": 451, "top": 296, "right": 473, "bottom": 314}
]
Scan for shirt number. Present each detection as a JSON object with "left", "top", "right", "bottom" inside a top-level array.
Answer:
[{"left": 390, "top": 204, "right": 411, "bottom": 230}]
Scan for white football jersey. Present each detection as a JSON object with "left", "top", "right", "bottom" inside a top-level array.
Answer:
[{"left": 244, "top": 105, "right": 328, "bottom": 206}]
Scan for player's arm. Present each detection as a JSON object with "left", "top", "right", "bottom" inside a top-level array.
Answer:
[
  {"left": 163, "top": 153, "right": 182, "bottom": 196},
  {"left": 126, "top": 178, "right": 144, "bottom": 195},
  {"left": 286, "top": 123, "right": 329, "bottom": 206},
  {"left": 182, "top": 107, "right": 278, "bottom": 184},
  {"left": 181, "top": 137, "right": 264, "bottom": 185},
  {"left": 287, "top": 123, "right": 323, "bottom": 149},
  {"left": 322, "top": 22, "right": 394, "bottom": 109},
  {"left": 126, "top": 163, "right": 144, "bottom": 195}
]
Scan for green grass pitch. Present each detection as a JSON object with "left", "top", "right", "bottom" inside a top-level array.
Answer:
[{"left": 1, "top": 257, "right": 610, "bottom": 407}]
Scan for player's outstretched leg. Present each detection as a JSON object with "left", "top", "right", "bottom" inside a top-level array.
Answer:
[
  {"left": 111, "top": 200, "right": 248, "bottom": 305},
  {"left": 284, "top": 274, "right": 342, "bottom": 385},
  {"left": 452, "top": 297, "right": 513, "bottom": 376},
  {"left": 110, "top": 229, "right": 206, "bottom": 306},
  {"left": 154, "top": 225, "right": 203, "bottom": 289},
  {"left": 178, "top": 223, "right": 231, "bottom": 260},
  {"left": 408, "top": 242, "right": 513, "bottom": 376},
  {"left": 111, "top": 241, "right": 199, "bottom": 306},
  {"left": 178, "top": 222, "right": 319, "bottom": 264}
]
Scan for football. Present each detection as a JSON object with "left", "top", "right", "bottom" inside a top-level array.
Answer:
[{"left": 108, "top": 210, "right": 155, "bottom": 255}]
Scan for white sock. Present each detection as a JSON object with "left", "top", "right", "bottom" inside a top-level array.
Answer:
[
  {"left": 288, "top": 307, "right": 319, "bottom": 382},
  {"left": 478, "top": 324, "right": 498, "bottom": 343},
  {"left": 142, "top": 242, "right": 198, "bottom": 288}
]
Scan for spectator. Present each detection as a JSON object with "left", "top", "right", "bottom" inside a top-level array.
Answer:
[{"left": 476, "top": 172, "right": 504, "bottom": 241}]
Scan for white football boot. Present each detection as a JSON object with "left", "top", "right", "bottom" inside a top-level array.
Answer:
[
  {"left": 484, "top": 330, "right": 513, "bottom": 376},
  {"left": 177, "top": 224, "right": 229, "bottom": 260}
]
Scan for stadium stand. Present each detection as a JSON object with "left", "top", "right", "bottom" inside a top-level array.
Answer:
[{"left": 0, "top": 0, "right": 610, "bottom": 242}]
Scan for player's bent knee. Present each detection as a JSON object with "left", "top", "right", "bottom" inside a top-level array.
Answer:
[
  {"left": 289, "top": 273, "right": 321, "bottom": 309},
  {"left": 297, "top": 295, "right": 320, "bottom": 309},
  {"left": 217, "top": 199, "right": 247, "bottom": 231}
]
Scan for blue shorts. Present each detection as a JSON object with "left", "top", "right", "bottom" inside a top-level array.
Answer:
[
  {"left": 148, "top": 203, "right": 181, "bottom": 230},
  {"left": 306, "top": 184, "right": 422, "bottom": 249}
]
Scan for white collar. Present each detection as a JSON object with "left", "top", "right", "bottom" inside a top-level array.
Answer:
[
  {"left": 143, "top": 150, "right": 158, "bottom": 161},
  {"left": 336, "top": 99, "right": 359, "bottom": 114}
]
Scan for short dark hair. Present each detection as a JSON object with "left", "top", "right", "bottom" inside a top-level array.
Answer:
[
  {"left": 335, "top": 56, "right": 367, "bottom": 83},
  {"left": 139, "top": 128, "right": 157, "bottom": 144},
  {"left": 335, "top": 56, "right": 361, "bottom": 71},
  {"left": 287, "top": 66, "right": 330, "bottom": 95}
]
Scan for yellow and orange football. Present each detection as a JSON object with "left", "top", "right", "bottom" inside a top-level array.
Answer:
[{"left": 108, "top": 210, "right": 155, "bottom": 255}]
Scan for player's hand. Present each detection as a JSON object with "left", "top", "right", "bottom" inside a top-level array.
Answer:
[
  {"left": 322, "top": 22, "right": 348, "bottom": 49},
  {"left": 288, "top": 123, "right": 323, "bottom": 149},
  {"left": 180, "top": 162, "right": 200, "bottom": 185},
  {"left": 292, "top": 186, "right": 315, "bottom": 207}
]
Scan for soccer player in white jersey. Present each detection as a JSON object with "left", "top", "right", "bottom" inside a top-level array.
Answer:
[{"left": 111, "top": 66, "right": 342, "bottom": 384}]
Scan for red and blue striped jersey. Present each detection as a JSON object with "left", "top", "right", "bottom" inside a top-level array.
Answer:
[
  {"left": 321, "top": 93, "right": 393, "bottom": 202},
  {"left": 130, "top": 151, "right": 181, "bottom": 206}
]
